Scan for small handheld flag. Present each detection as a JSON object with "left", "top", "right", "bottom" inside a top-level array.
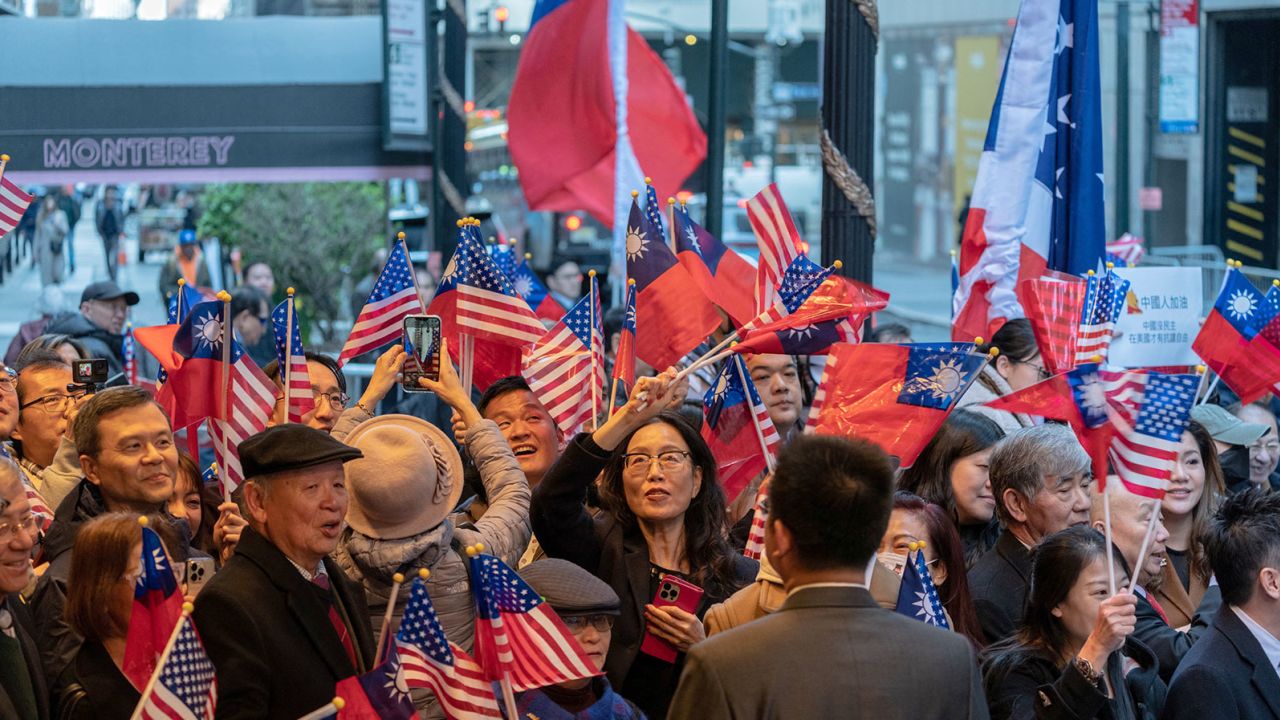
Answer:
[
  {"left": 272, "top": 290, "right": 315, "bottom": 424},
  {"left": 894, "top": 542, "right": 949, "bottom": 629},
  {"left": 701, "top": 355, "right": 780, "bottom": 504},
  {"left": 339, "top": 239, "right": 422, "bottom": 366},
  {"left": 746, "top": 183, "right": 804, "bottom": 314},
  {"left": 522, "top": 273, "right": 605, "bottom": 438},
  {"left": 131, "top": 610, "right": 217, "bottom": 720},
  {"left": 123, "top": 522, "right": 185, "bottom": 691}
]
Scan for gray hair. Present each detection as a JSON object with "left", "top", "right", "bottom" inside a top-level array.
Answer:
[
  {"left": 990, "top": 424, "right": 1090, "bottom": 524},
  {"left": 0, "top": 458, "right": 24, "bottom": 513}
]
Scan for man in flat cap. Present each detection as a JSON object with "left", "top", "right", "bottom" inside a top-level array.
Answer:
[
  {"left": 193, "top": 424, "right": 374, "bottom": 720},
  {"left": 517, "top": 559, "right": 644, "bottom": 720}
]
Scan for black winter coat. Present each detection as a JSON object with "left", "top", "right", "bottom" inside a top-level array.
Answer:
[{"left": 985, "top": 638, "right": 1166, "bottom": 720}]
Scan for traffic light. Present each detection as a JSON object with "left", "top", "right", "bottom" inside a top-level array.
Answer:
[
  {"left": 563, "top": 214, "right": 583, "bottom": 232},
  {"left": 495, "top": 5, "right": 509, "bottom": 32}
]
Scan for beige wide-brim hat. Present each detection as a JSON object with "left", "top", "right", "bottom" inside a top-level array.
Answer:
[{"left": 343, "top": 414, "right": 464, "bottom": 540}]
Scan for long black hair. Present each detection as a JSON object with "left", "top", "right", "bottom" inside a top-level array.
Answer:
[
  {"left": 596, "top": 411, "right": 740, "bottom": 598},
  {"left": 899, "top": 409, "right": 1004, "bottom": 524},
  {"left": 982, "top": 526, "right": 1123, "bottom": 683}
]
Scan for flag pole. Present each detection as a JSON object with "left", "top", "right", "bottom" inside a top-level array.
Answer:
[
  {"left": 500, "top": 672, "right": 519, "bottom": 720},
  {"left": 175, "top": 278, "right": 187, "bottom": 323},
  {"left": 1102, "top": 486, "right": 1117, "bottom": 596},
  {"left": 129, "top": 603, "right": 193, "bottom": 720},
  {"left": 1125, "top": 502, "right": 1161, "bottom": 595},
  {"left": 666, "top": 196, "right": 676, "bottom": 251},
  {"left": 283, "top": 288, "right": 296, "bottom": 421},
  {"left": 217, "top": 290, "right": 233, "bottom": 503},
  {"left": 374, "top": 572, "right": 406, "bottom": 664},
  {"left": 733, "top": 351, "right": 777, "bottom": 473},
  {"left": 0, "top": 154, "right": 9, "bottom": 187},
  {"left": 588, "top": 271, "right": 601, "bottom": 431},
  {"left": 400, "top": 231, "right": 430, "bottom": 316}
]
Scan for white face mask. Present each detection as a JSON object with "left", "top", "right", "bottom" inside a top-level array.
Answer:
[{"left": 877, "top": 551, "right": 909, "bottom": 577}]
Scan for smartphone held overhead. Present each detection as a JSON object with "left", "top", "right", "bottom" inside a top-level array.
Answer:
[{"left": 402, "top": 315, "right": 442, "bottom": 392}]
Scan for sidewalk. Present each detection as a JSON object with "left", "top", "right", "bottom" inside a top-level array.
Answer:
[{"left": 0, "top": 203, "right": 165, "bottom": 358}]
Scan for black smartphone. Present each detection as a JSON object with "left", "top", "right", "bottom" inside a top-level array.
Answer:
[{"left": 402, "top": 315, "right": 442, "bottom": 392}]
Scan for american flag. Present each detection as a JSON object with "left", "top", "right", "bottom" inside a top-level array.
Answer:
[
  {"left": 702, "top": 355, "right": 780, "bottom": 503},
  {"left": 522, "top": 274, "right": 604, "bottom": 438},
  {"left": 1106, "top": 233, "right": 1146, "bottom": 267},
  {"left": 1076, "top": 270, "right": 1130, "bottom": 365},
  {"left": 743, "top": 254, "right": 834, "bottom": 329},
  {"left": 1103, "top": 370, "right": 1199, "bottom": 499},
  {"left": 124, "top": 323, "right": 139, "bottom": 387},
  {"left": 211, "top": 338, "right": 275, "bottom": 496},
  {"left": 742, "top": 486, "right": 769, "bottom": 560},
  {"left": 469, "top": 552, "right": 600, "bottom": 691},
  {"left": 644, "top": 183, "right": 667, "bottom": 240},
  {"left": 0, "top": 174, "right": 32, "bottom": 237},
  {"left": 22, "top": 480, "right": 53, "bottom": 534},
  {"left": 447, "top": 228, "right": 546, "bottom": 347},
  {"left": 745, "top": 183, "right": 804, "bottom": 314},
  {"left": 488, "top": 239, "right": 519, "bottom": 280},
  {"left": 134, "top": 615, "right": 217, "bottom": 720},
  {"left": 339, "top": 240, "right": 423, "bottom": 366},
  {"left": 396, "top": 577, "right": 503, "bottom": 719},
  {"left": 271, "top": 296, "right": 315, "bottom": 423},
  {"left": 612, "top": 281, "right": 637, "bottom": 387}
]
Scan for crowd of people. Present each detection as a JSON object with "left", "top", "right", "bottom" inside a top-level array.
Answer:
[{"left": 0, "top": 263, "right": 1278, "bottom": 720}]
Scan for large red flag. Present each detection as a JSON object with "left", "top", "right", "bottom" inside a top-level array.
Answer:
[
  {"left": 506, "top": 0, "right": 705, "bottom": 226},
  {"left": 807, "top": 343, "right": 987, "bottom": 467}
]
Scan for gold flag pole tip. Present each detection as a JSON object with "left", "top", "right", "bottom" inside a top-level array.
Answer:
[
  {"left": 286, "top": 287, "right": 296, "bottom": 297},
  {"left": 182, "top": 602, "right": 194, "bottom": 613},
  {"left": 332, "top": 698, "right": 345, "bottom": 710},
  {"left": 216, "top": 291, "right": 232, "bottom": 302},
  {"left": 177, "top": 278, "right": 186, "bottom": 287},
  {"left": 833, "top": 260, "right": 843, "bottom": 270},
  {"left": 397, "top": 231, "right": 406, "bottom": 240},
  {"left": 418, "top": 568, "right": 430, "bottom": 580},
  {"left": 1195, "top": 364, "right": 1207, "bottom": 375},
  {"left": 630, "top": 190, "right": 639, "bottom": 199},
  {"left": 644, "top": 176, "right": 653, "bottom": 185},
  {"left": 137, "top": 516, "right": 149, "bottom": 527},
  {"left": 524, "top": 253, "right": 533, "bottom": 260},
  {"left": 392, "top": 572, "right": 405, "bottom": 584},
  {"left": 588, "top": 269, "right": 597, "bottom": 278},
  {"left": 0, "top": 154, "right": 8, "bottom": 163},
  {"left": 628, "top": 278, "right": 636, "bottom": 286}
]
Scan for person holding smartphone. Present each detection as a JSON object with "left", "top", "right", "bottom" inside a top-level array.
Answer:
[{"left": 531, "top": 369, "right": 758, "bottom": 720}]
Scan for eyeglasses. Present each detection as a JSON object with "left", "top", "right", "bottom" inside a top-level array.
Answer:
[
  {"left": 560, "top": 614, "right": 615, "bottom": 633},
  {"left": 622, "top": 451, "right": 691, "bottom": 473},
  {"left": 0, "top": 368, "right": 15, "bottom": 395},
  {"left": 1013, "top": 359, "right": 1052, "bottom": 382},
  {"left": 314, "top": 390, "right": 349, "bottom": 411},
  {"left": 0, "top": 513, "right": 38, "bottom": 542},
  {"left": 20, "top": 392, "right": 82, "bottom": 416}
]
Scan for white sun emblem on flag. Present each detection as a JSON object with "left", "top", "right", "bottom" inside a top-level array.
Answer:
[
  {"left": 913, "top": 592, "right": 939, "bottom": 623},
  {"left": 626, "top": 225, "right": 648, "bottom": 262},
  {"left": 442, "top": 255, "right": 458, "bottom": 282},
  {"left": 513, "top": 275, "right": 532, "bottom": 297},
  {"left": 1228, "top": 289, "right": 1257, "bottom": 321},
  {"left": 788, "top": 324, "right": 817, "bottom": 341},
  {"left": 712, "top": 374, "right": 729, "bottom": 401},
  {"left": 926, "top": 359, "right": 965, "bottom": 401},
  {"left": 684, "top": 226, "right": 702, "bottom": 255},
  {"left": 381, "top": 659, "right": 411, "bottom": 704},
  {"left": 1078, "top": 373, "right": 1107, "bottom": 415},
  {"left": 196, "top": 315, "right": 223, "bottom": 352}
]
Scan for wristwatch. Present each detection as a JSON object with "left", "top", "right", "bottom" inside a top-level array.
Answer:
[{"left": 1072, "top": 656, "right": 1104, "bottom": 687}]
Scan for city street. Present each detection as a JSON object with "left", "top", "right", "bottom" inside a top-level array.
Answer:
[{"left": 0, "top": 202, "right": 165, "bottom": 357}]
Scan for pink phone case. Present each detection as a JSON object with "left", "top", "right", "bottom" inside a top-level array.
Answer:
[{"left": 639, "top": 574, "right": 704, "bottom": 663}]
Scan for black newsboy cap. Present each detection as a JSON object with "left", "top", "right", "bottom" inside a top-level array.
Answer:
[{"left": 238, "top": 424, "right": 363, "bottom": 479}]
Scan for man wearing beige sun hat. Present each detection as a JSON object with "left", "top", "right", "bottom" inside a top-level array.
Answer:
[{"left": 332, "top": 338, "right": 531, "bottom": 718}]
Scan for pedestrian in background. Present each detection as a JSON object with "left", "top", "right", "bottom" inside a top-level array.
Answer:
[
  {"left": 34, "top": 193, "right": 68, "bottom": 287},
  {"left": 93, "top": 186, "right": 124, "bottom": 282}
]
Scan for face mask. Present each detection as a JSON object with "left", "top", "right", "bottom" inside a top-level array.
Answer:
[
  {"left": 1219, "top": 445, "right": 1251, "bottom": 486},
  {"left": 877, "top": 551, "right": 908, "bottom": 577}
]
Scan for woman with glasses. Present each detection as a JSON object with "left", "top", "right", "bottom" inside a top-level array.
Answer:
[
  {"left": 878, "top": 492, "right": 986, "bottom": 648},
  {"left": 53, "top": 512, "right": 183, "bottom": 720},
  {"left": 531, "top": 369, "right": 757, "bottom": 720},
  {"left": 957, "top": 319, "right": 1046, "bottom": 434}
]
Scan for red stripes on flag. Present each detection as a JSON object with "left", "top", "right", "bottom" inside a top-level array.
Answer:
[
  {"left": 482, "top": 608, "right": 597, "bottom": 691},
  {"left": 746, "top": 184, "right": 803, "bottom": 314},
  {"left": 210, "top": 358, "right": 275, "bottom": 494},
  {"left": 0, "top": 176, "right": 33, "bottom": 236},
  {"left": 339, "top": 288, "right": 420, "bottom": 365},
  {"left": 398, "top": 640, "right": 502, "bottom": 720},
  {"left": 743, "top": 486, "right": 769, "bottom": 560},
  {"left": 458, "top": 285, "right": 547, "bottom": 346}
]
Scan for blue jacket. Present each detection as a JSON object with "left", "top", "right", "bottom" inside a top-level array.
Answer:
[{"left": 516, "top": 678, "right": 646, "bottom": 720}]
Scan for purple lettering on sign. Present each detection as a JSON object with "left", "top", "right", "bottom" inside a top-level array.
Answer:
[{"left": 39, "top": 136, "right": 237, "bottom": 169}]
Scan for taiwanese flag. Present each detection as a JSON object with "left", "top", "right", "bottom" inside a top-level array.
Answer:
[
  {"left": 702, "top": 355, "right": 781, "bottom": 503},
  {"left": 142, "top": 300, "right": 230, "bottom": 431},
  {"left": 808, "top": 342, "right": 986, "bottom": 467},
  {"left": 506, "top": 0, "right": 705, "bottom": 226},
  {"left": 625, "top": 200, "right": 720, "bottom": 370},
  {"left": 428, "top": 225, "right": 529, "bottom": 391},
  {"left": 1018, "top": 274, "right": 1086, "bottom": 374},
  {"left": 734, "top": 261, "right": 889, "bottom": 356},
  {"left": 122, "top": 524, "right": 184, "bottom": 691},
  {"left": 612, "top": 280, "right": 637, "bottom": 387},
  {"left": 983, "top": 362, "right": 1116, "bottom": 482},
  {"left": 1192, "top": 269, "right": 1280, "bottom": 402},
  {"left": 333, "top": 652, "right": 416, "bottom": 720},
  {"left": 512, "top": 255, "right": 564, "bottom": 322},
  {"left": 673, "top": 204, "right": 756, "bottom": 327}
]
